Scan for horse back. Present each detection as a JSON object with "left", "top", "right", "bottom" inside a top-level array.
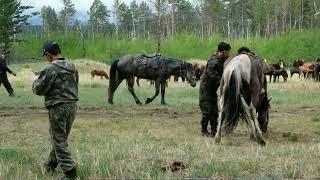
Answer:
[{"left": 224, "top": 54, "right": 252, "bottom": 84}]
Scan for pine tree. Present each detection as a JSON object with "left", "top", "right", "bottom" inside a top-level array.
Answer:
[{"left": 0, "top": 0, "right": 37, "bottom": 49}]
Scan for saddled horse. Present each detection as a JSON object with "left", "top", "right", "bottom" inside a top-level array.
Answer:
[
  {"left": 108, "top": 54, "right": 197, "bottom": 105},
  {"left": 214, "top": 54, "right": 270, "bottom": 146}
]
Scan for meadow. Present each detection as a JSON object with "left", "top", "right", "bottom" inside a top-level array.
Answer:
[{"left": 0, "top": 60, "right": 320, "bottom": 179}]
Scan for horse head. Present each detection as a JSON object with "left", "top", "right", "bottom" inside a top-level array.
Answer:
[
  {"left": 279, "top": 59, "right": 284, "bottom": 69},
  {"left": 297, "top": 59, "right": 304, "bottom": 66},
  {"left": 258, "top": 80, "right": 271, "bottom": 134},
  {"left": 184, "top": 62, "right": 197, "bottom": 87}
]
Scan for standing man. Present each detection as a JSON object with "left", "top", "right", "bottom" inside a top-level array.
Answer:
[
  {"left": 32, "top": 41, "right": 79, "bottom": 179},
  {"left": 0, "top": 50, "right": 16, "bottom": 96},
  {"left": 199, "top": 42, "right": 231, "bottom": 137}
]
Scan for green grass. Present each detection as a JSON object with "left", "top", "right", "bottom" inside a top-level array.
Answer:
[
  {"left": 1, "top": 62, "right": 320, "bottom": 179},
  {"left": 12, "top": 30, "right": 320, "bottom": 65}
]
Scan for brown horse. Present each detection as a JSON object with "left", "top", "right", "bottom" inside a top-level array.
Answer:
[
  {"left": 192, "top": 62, "right": 206, "bottom": 80},
  {"left": 299, "top": 60, "right": 315, "bottom": 78},
  {"left": 91, "top": 69, "right": 109, "bottom": 79},
  {"left": 214, "top": 54, "right": 270, "bottom": 146}
]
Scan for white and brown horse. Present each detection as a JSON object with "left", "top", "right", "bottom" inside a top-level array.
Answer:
[{"left": 214, "top": 54, "right": 270, "bottom": 146}]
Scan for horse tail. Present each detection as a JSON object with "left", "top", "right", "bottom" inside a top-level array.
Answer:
[
  {"left": 223, "top": 69, "right": 246, "bottom": 134},
  {"left": 108, "top": 59, "right": 119, "bottom": 94}
]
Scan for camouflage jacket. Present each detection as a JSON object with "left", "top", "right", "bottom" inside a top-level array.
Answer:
[
  {"left": 32, "top": 58, "right": 79, "bottom": 107},
  {"left": 0, "top": 56, "right": 13, "bottom": 75},
  {"left": 199, "top": 54, "right": 225, "bottom": 102}
]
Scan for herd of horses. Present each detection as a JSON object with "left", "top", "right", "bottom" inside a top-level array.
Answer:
[{"left": 88, "top": 53, "right": 319, "bottom": 146}]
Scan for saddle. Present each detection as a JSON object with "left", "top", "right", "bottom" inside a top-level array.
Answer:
[{"left": 139, "top": 54, "right": 162, "bottom": 69}]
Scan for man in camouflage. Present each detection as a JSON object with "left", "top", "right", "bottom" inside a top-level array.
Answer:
[
  {"left": 32, "top": 41, "right": 79, "bottom": 180},
  {"left": 0, "top": 50, "right": 16, "bottom": 96},
  {"left": 199, "top": 42, "right": 231, "bottom": 137}
]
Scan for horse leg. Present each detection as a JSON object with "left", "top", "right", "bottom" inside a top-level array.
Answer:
[
  {"left": 127, "top": 76, "right": 142, "bottom": 105},
  {"left": 248, "top": 105, "right": 266, "bottom": 146},
  {"left": 160, "top": 81, "right": 166, "bottom": 105},
  {"left": 136, "top": 78, "right": 140, "bottom": 87},
  {"left": 100, "top": 76, "right": 103, "bottom": 80},
  {"left": 214, "top": 96, "right": 225, "bottom": 144},
  {"left": 145, "top": 80, "right": 160, "bottom": 104},
  {"left": 91, "top": 74, "right": 95, "bottom": 79},
  {"left": 248, "top": 87, "right": 266, "bottom": 146},
  {"left": 108, "top": 76, "right": 124, "bottom": 104},
  {"left": 269, "top": 75, "right": 272, "bottom": 83}
]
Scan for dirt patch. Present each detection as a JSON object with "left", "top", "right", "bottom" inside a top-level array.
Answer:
[{"left": 160, "top": 160, "right": 187, "bottom": 172}]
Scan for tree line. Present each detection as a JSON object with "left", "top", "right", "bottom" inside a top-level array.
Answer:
[{"left": 2, "top": 0, "right": 320, "bottom": 51}]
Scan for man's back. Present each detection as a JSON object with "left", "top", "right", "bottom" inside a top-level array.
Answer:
[{"left": 33, "top": 59, "right": 79, "bottom": 107}]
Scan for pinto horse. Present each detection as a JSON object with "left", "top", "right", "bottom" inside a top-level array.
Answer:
[
  {"left": 214, "top": 54, "right": 270, "bottom": 146},
  {"left": 91, "top": 69, "right": 109, "bottom": 79},
  {"left": 108, "top": 54, "right": 197, "bottom": 105}
]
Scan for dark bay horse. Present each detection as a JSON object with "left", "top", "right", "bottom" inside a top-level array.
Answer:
[
  {"left": 214, "top": 54, "right": 270, "bottom": 146},
  {"left": 263, "top": 59, "right": 284, "bottom": 82},
  {"left": 108, "top": 55, "right": 197, "bottom": 105}
]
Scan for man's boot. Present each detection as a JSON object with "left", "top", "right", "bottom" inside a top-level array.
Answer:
[
  {"left": 43, "top": 160, "right": 58, "bottom": 174},
  {"left": 60, "top": 167, "right": 78, "bottom": 180},
  {"left": 201, "top": 116, "right": 210, "bottom": 136}
]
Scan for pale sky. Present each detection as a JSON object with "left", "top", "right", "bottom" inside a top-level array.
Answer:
[{"left": 21, "top": 0, "right": 145, "bottom": 11}]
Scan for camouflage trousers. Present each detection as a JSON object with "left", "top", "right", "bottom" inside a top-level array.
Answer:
[
  {"left": 199, "top": 100, "right": 219, "bottom": 134},
  {"left": 47, "top": 103, "right": 77, "bottom": 172},
  {"left": 0, "top": 74, "right": 14, "bottom": 95}
]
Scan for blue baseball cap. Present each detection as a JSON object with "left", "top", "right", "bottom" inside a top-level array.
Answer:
[{"left": 43, "top": 41, "right": 61, "bottom": 56}]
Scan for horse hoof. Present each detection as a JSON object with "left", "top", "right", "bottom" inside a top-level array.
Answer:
[
  {"left": 136, "top": 101, "right": 142, "bottom": 105},
  {"left": 214, "top": 137, "right": 221, "bottom": 144},
  {"left": 161, "top": 102, "right": 167, "bottom": 105},
  {"left": 258, "top": 139, "right": 266, "bottom": 146},
  {"left": 145, "top": 98, "right": 151, "bottom": 104},
  {"left": 108, "top": 99, "right": 113, "bottom": 104}
]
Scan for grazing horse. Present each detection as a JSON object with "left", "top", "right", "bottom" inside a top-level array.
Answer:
[
  {"left": 192, "top": 62, "right": 206, "bottom": 80},
  {"left": 91, "top": 69, "right": 109, "bottom": 79},
  {"left": 108, "top": 55, "right": 197, "bottom": 105},
  {"left": 214, "top": 54, "right": 270, "bottom": 146}
]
